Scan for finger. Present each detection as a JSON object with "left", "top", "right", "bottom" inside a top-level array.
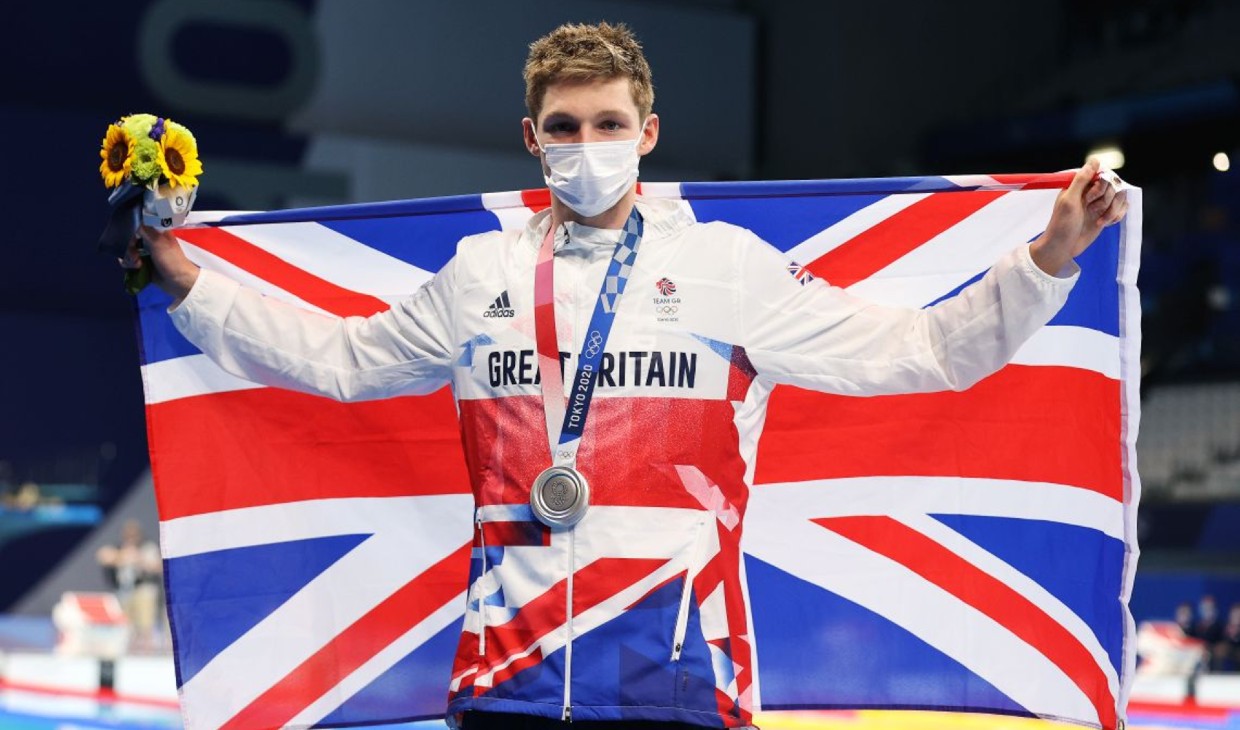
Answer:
[
  {"left": 1105, "top": 193, "right": 1129, "bottom": 225},
  {"left": 1084, "top": 178, "right": 1109, "bottom": 206},
  {"left": 1087, "top": 183, "right": 1117, "bottom": 217},
  {"left": 137, "top": 225, "right": 157, "bottom": 247},
  {"left": 1086, "top": 178, "right": 1116, "bottom": 208},
  {"left": 1097, "top": 192, "right": 1127, "bottom": 227},
  {"left": 1067, "top": 157, "right": 1101, "bottom": 197},
  {"left": 137, "top": 225, "right": 169, "bottom": 250}
]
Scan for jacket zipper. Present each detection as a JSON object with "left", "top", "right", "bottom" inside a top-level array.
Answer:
[
  {"left": 561, "top": 230, "right": 581, "bottom": 722},
  {"left": 476, "top": 512, "right": 488, "bottom": 663},
  {"left": 671, "top": 516, "right": 711, "bottom": 662}
]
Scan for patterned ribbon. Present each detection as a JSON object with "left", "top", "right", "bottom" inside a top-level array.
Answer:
[{"left": 533, "top": 207, "right": 645, "bottom": 468}]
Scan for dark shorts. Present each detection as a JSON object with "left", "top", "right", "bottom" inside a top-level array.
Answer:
[{"left": 460, "top": 711, "right": 706, "bottom": 729}]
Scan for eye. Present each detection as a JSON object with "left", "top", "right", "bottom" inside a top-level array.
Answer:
[
  {"left": 544, "top": 120, "right": 577, "bottom": 135},
  {"left": 600, "top": 120, "right": 623, "bottom": 132}
]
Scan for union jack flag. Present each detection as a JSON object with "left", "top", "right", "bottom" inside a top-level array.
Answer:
[
  {"left": 138, "top": 173, "right": 1141, "bottom": 729},
  {"left": 785, "top": 262, "right": 814, "bottom": 285}
]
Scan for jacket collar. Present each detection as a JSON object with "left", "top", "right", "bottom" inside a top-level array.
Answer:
[{"left": 523, "top": 196, "right": 694, "bottom": 251}]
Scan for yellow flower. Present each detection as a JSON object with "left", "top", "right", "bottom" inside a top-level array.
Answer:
[
  {"left": 157, "top": 121, "right": 203, "bottom": 189},
  {"left": 99, "top": 123, "right": 134, "bottom": 188}
]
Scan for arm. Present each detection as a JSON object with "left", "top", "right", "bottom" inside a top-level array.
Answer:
[
  {"left": 741, "top": 160, "right": 1127, "bottom": 395},
  {"left": 129, "top": 226, "right": 199, "bottom": 302},
  {"left": 130, "top": 228, "right": 456, "bottom": 402},
  {"left": 741, "top": 240, "right": 1076, "bottom": 395}
]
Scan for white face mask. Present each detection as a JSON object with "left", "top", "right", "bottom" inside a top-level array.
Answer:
[{"left": 536, "top": 121, "right": 646, "bottom": 218}]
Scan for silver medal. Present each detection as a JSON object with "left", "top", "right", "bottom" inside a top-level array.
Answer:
[{"left": 530, "top": 465, "right": 590, "bottom": 529}]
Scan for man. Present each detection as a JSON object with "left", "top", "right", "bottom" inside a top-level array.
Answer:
[
  {"left": 1175, "top": 601, "right": 1196, "bottom": 637},
  {"left": 1197, "top": 595, "right": 1224, "bottom": 646},
  {"left": 1220, "top": 603, "right": 1240, "bottom": 671},
  {"left": 125, "top": 21, "right": 1126, "bottom": 730},
  {"left": 96, "top": 518, "right": 163, "bottom": 651}
]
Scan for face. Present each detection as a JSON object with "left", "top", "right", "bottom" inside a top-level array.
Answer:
[{"left": 523, "top": 76, "right": 659, "bottom": 164}]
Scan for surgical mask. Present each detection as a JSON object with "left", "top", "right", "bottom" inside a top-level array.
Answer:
[{"left": 536, "top": 122, "right": 646, "bottom": 218}]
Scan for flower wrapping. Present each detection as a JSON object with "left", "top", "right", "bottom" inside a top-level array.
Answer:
[{"left": 97, "top": 113, "right": 203, "bottom": 292}]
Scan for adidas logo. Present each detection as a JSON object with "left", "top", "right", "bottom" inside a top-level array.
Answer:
[{"left": 484, "top": 291, "right": 515, "bottom": 318}]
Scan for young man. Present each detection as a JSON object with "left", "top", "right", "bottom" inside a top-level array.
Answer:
[{"left": 127, "top": 21, "right": 1126, "bottom": 730}]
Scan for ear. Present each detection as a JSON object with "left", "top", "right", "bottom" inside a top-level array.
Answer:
[
  {"left": 522, "top": 118, "right": 542, "bottom": 157},
  {"left": 638, "top": 113, "right": 660, "bottom": 157}
]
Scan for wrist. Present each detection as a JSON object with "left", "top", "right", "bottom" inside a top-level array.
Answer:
[
  {"left": 156, "top": 263, "right": 200, "bottom": 301},
  {"left": 1029, "top": 236, "right": 1072, "bottom": 277},
  {"left": 174, "top": 267, "right": 200, "bottom": 299}
]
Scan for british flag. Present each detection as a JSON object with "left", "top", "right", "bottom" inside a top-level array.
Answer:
[
  {"left": 785, "top": 262, "right": 815, "bottom": 286},
  {"left": 138, "top": 173, "right": 1141, "bottom": 729}
]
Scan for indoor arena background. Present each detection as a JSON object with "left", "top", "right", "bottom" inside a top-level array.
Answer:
[{"left": 1, "top": 1, "right": 1238, "bottom": 728}]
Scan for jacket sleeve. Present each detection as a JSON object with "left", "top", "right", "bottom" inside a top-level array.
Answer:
[
  {"left": 739, "top": 233, "right": 1079, "bottom": 395},
  {"left": 168, "top": 258, "right": 457, "bottom": 402}
]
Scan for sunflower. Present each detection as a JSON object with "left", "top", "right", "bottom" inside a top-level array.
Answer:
[
  {"left": 157, "top": 121, "right": 203, "bottom": 189},
  {"left": 99, "top": 123, "right": 134, "bottom": 188}
]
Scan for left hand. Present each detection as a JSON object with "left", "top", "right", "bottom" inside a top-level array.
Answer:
[{"left": 1030, "top": 157, "right": 1129, "bottom": 275}]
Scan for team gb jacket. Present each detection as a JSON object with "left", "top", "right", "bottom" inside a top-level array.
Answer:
[{"left": 170, "top": 196, "right": 1078, "bottom": 728}]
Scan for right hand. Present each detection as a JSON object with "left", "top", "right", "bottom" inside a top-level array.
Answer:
[{"left": 121, "top": 226, "right": 200, "bottom": 301}]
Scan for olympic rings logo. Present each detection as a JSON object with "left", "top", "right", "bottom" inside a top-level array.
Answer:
[
  {"left": 583, "top": 330, "right": 604, "bottom": 358},
  {"left": 656, "top": 305, "right": 679, "bottom": 315}
]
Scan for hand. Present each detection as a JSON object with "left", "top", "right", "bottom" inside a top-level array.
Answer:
[
  {"left": 120, "top": 226, "right": 200, "bottom": 300},
  {"left": 1030, "top": 157, "right": 1129, "bottom": 275}
]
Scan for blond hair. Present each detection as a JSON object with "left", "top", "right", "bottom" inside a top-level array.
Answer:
[{"left": 524, "top": 22, "right": 654, "bottom": 121}]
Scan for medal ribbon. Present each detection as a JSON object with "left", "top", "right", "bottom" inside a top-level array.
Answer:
[{"left": 533, "top": 207, "right": 644, "bottom": 468}]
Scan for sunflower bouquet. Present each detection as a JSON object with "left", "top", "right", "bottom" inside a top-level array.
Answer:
[{"left": 97, "top": 113, "right": 203, "bottom": 293}]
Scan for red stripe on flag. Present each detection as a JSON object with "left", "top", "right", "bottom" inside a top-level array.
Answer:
[
  {"left": 176, "top": 227, "right": 390, "bottom": 318},
  {"left": 815, "top": 516, "right": 1117, "bottom": 729},
  {"left": 520, "top": 188, "right": 551, "bottom": 213},
  {"left": 755, "top": 365, "right": 1122, "bottom": 500},
  {"left": 807, "top": 190, "right": 1006, "bottom": 288},
  {"left": 988, "top": 172, "right": 1076, "bottom": 190},
  {"left": 518, "top": 184, "right": 641, "bottom": 214},
  {"left": 149, "top": 388, "right": 470, "bottom": 520},
  {"left": 220, "top": 541, "right": 471, "bottom": 730}
]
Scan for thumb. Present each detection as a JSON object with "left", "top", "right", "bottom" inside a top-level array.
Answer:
[
  {"left": 138, "top": 225, "right": 174, "bottom": 251},
  {"left": 1067, "top": 157, "right": 1101, "bottom": 197}
]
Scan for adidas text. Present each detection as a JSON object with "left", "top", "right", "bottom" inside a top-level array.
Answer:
[{"left": 484, "top": 291, "right": 515, "bottom": 318}]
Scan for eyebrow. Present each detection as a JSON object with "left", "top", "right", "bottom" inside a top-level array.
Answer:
[{"left": 541, "top": 109, "right": 634, "bottom": 124}]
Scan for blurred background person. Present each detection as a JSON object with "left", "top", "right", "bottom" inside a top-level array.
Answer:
[
  {"left": 95, "top": 519, "right": 162, "bottom": 652},
  {"left": 1175, "top": 601, "right": 1197, "bottom": 638},
  {"left": 1220, "top": 603, "right": 1240, "bottom": 672},
  {"left": 1198, "top": 594, "right": 1224, "bottom": 646}
]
